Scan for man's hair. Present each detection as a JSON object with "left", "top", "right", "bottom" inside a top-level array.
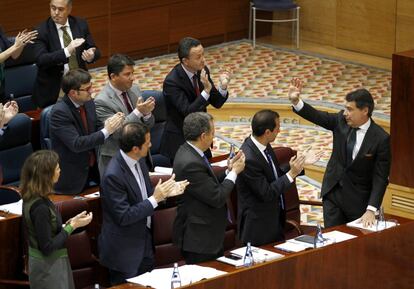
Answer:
[
  {"left": 178, "top": 37, "right": 201, "bottom": 63},
  {"left": 107, "top": 54, "right": 135, "bottom": 78},
  {"left": 20, "top": 150, "right": 59, "bottom": 201},
  {"left": 119, "top": 122, "right": 149, "bottom": 153},
  {"left": 61, "top": 68, "right": 91, "bottom": 94},
  {"left": 345, "top": 88, "right": 375, "bottom": 117},
  {"left": 51, "top": 0, "right": 72, "bottom": 6},
  {"left": 252, "top": 109, "right": 280, "bottom": 137},
  {"left": 183, "top": 112, "right": 213, "bottom": 141}
]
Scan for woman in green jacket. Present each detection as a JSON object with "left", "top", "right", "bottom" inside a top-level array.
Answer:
[{"left": 21, "top": 150, "right": 92, "bottom": 289}]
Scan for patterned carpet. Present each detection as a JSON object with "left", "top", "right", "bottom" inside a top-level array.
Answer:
[{"left": 89, "top": 40, "right": 392, "bottom": 226}]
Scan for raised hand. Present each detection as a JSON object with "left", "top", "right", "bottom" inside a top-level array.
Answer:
[
  {"left": 199, "top": 69, "right": 212, "bottom": 93},
  {"left": 299, "top": 147, "right": 324, "bottom": 165},
  {"left": 288, "top": 154, "right": 305, "bottom": 178},
  {"left": 168, "top": 180, "right": 190, "bottom": 197},
  {"left": 230, "top": 150, "right": 246, "bottom": 174},
  {"left": 219, "top": 68, "right": 232, "bottom": 90},
  {"left": 14, "top": 29, "right": 38, "bottom": 48},
  {"left": 104, "top": 112, "right": 125, "bottom": 134},
  {"left": 3, "top": 101, "right": 19, "bottom": 124},
  {"left": 67, "top": 38, "right": 85, "bottom": 54},
  {"left": 136, "top": 96, "right": 155, "bottom": 116},
  {"left": 288, "top": 78, "right": 303, "bottom": 105}
]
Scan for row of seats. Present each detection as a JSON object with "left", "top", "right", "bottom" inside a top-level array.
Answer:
[{"left": 0, "top": 146, "right": 314, "bottom": 289}]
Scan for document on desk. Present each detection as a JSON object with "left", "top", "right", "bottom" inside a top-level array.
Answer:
[
  {"left": 217, "top": 246, "right": 284, "bottom": 267},
  {"left": 126, "top": 264, "right": 226, "bottom": 289},
  {"left": 152, "top": 166, "right": 173, "bottom": 175},
  {"left": 347, "top": 219, "right": 398, "bottom": 232},
  {"left": 0, "top": 199, "right": 22, "bottom": 215}
]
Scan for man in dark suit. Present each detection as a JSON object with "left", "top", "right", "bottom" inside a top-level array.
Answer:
[
  {"left": 236, "top": 109, "right": 313, "bottom": 246},
  {"left": 32, "top": 0, "right": 100, "bottom": 108},
  {"left": 173, "top": 112, "right": 245, "bottom": 264},
  {"left": 288, "top": 78, "right": 391, "bottom": 228},
  {"left": 50, "top": 69, "right": 124, "bottom": 195},
  {"left": 161, "top": 37, "right": 231, "bottom": 161},
  {"left": 98, "top": 123, "right": 187, "bottom": 285}
]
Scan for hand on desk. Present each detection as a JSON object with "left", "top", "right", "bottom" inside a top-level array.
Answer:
[{"left": 357, "top": 210, "right": 376, "bottom": 228}]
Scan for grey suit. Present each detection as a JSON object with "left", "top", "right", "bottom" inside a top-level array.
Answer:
[{"left": 94, "top": 83, "right": 155, "bottom": 174}]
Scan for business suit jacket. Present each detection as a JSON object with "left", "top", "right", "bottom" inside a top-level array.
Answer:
[
  {"left": 173, "top": 142, "right": 234, "bottom": 255},
  {"left": 94, "top": 83, "right": 155, "bottom": 172},
  {"left": 32, "top": 16, "right": 100, "bottom": 108},
  {"left": 50, "top": 95, "right": 104, "bottom": 195},
  {"left": 98, "top": 152, "right": 154, "bottom": 274},
  {"left": 295, "top": 102, "right": 391, "bottom": 215},
  {"left": 161, "top": 64, "right": 228, "bottom": 159},
  {"left": 236, "top": 137, "right": 293, "bottom": 246}
]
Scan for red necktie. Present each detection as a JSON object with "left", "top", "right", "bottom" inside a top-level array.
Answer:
[
  {"left": 121, "top": 91, "right": 133, "bottom": 113},
  {"left": 192, "top": 74, "right": 201, "bottom": 97},
  {"left": 79, "top": 106, "right": 96, "bottom": 167}
]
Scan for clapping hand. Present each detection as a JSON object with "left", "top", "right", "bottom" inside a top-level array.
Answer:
[
  {"left": 67, "top": 38, "right": 85, "bottom": 54},
  {"left": 136, "top": 96, "right": 155, "bottom": 116},
  {"left": 199, "top": 69, "right": 212, "bottom": 93},
  {"left": 219, "top": 68, "right": 232, "bottom": 90},
  {"left": 288, "top": 78, "right": 303, "bottom": 105},
  {"left": 14, "top": 29, "right": 38, "bottom": 48},
  {"left": 104, "top": 112, "right": 125, "bottom": 134},
  {"left": 81, "top": 47, "right": 96, "bottom": 62},
  {"left": 3, "top": 101, "right": 19, "bottom": 124},
  {"left": 298, "top": 147, "right": 324, "bottom": 165}
]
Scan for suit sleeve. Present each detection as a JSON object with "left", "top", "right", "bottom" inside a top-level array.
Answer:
[
  {"left": 101, "top": 173, "right": 154, "bottom": 226},
  {"left": 179, "top": 161, "right": 234, "bottom": 208},
  {"left": 163, "top": 76, "right": 209, "bottom": 118},
  {"left": 240, "top": 158, "right": 292, "bottom": 202},
  {"left": 79, "top": 19, "right": 100, "bottom": 63},
  {"left": 369, "top": 134, "right": 391, "bottom": 208},
  {"left": 50, "top": 107, "right": 105, "bottom": 153},
  {"left": 34, "top": 26, "right": 67, "bottom": 69},
  {"left": 294, "top": 102, "right": 340, "bottom": 131}
]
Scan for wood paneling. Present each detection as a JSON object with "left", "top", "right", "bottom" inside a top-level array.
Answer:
[
  {"left": 390, "top": 50, "right": 414, "bottom": 188},
  {"left": 0, "top": 0, "right": 49, "bottom": 31},
  {"left": 336, "top": 0, "right": 396, "bottom": 58},
  {"left": 396, "top": 0, "right": 414, "bottom": 52},
  {"left": 110, "top": 7, "right": 170, "bottom": 55},
  {"left": 87, "top": 16, "right": 110, "bottom": 68}
]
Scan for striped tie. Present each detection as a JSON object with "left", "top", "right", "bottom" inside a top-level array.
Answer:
[{"left": 61, "top": 26, "right": 78, "bottom": 70}]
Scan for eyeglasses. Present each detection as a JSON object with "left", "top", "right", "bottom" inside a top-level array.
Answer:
[{"left": 78, "top": 84, "right": 93, "bottom": 93}]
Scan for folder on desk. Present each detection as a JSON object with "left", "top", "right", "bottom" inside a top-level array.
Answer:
[{"left": 217, "top": 246, "right": 284, "bottom": 267}]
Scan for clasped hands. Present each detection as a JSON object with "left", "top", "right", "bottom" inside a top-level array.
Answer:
[
  {"left": 0, "top": 101, "right": 19, "bottom": 129},
  {"left": 153, "top": 174, "right": 189, "bottom": 203},
  {"left": 66, "top": 38, "right": 96, "bottom": 62},
  {"left": 136, "top": 96, "right": 155, "bottom": 116},
  {"left": 66, "top": 211, "right": 93, "bottom": 230}
]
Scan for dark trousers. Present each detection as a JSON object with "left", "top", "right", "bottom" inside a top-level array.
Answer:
[
  {"left": 182, "top": 249, "right": 223, "bottom": 265},
  {"left": 109, "top": 228, "right": 154, "bottom": 286},
  {"left": 323, "top": 185, "right": 365, "bottom": 228}
]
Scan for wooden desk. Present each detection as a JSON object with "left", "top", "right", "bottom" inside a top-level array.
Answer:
[{"left": 111, "top": 217, "right": 414, "bottom": 289}]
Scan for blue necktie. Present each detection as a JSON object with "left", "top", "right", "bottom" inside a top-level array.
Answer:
[{"left": 264, "top": 149, "right": 285, "bottom": 210}]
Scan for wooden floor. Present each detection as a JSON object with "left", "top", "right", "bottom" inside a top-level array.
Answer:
[{"left": 258, "top": 36, "right": 392, "bottom": 70}]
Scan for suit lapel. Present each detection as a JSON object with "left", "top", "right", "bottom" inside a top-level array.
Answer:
[
  {"left": 246, "top": 138, "right": 275, "bottom": 180},
  {"left": 177, "top": 65, "right": 197, "bottom": 100},
  {"left": 63, "top": 95, "right": 87, "bottom": 135},
  {"left": 117, "top": 153, "right": 142, "bottom": 202},
  {"left": 354, "top": 120, "right": 377, "bottom": 160},
  {"left": 105, "top": 84, "right": 128, "bottom": 114},
  {"left": 184, "top": 142, "right": 218, "bottom": 183}
]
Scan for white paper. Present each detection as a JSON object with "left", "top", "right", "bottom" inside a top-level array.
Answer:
[
  {"left": 217, "top": 246, "right": 284, "bottom": 267},
  {"left": 322, "top": 230, "right": 357, "bottom": 242},
  {"left": 0, "top": 199, "right": 22, "bottom": 215},
  {"left": 274, "top": 240, "right": 313, "bottom": 253},
  {"left": 84, "top": 191, "right": 100, "bottom": 198},
  {"left": 211, "top": 159, "right": 228, "bottom": 167},
  {"left": 126, "top": 264, "right": 226, "bottom": 289},
  {"left": 347, "top": 219, "right": 398, "bottom": 232},
  {"left": 152, "top": 167, "right": 173, "bottom": 175}
]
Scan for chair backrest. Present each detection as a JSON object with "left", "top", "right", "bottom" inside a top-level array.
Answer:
[
  {"left": 0, "top": 186, "right": 21, "bottom": 205},
  {"left": 40, "top": 105, "right": 54, "bottom": 149},
  {"left": 142, "top": 90, "right": 171, "bottom": 167},
  {"left": 0, "top": 113, "right": 33, "bottom": 186},
  {"left": 4, "top": 63, "right": 38, "bottom": 112}
]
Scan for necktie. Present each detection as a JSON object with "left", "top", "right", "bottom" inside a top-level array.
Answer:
[
  {"left": 135, "top": 163, "right": 151, "bottom": 228},
  {"left": 121, "top": 91, "right": 133, "bottom": 113},
  {"left": 346, "top": 128, "right": 359, "bottom": 165},
  {"left": 264, "top": 148, "right": 285, "bottom": 210},
  {"left": 61, "top": 26, "right": 78, "bottom": 70},
  {"left": 79, "top": 106, "right": 96, "bottom": 167},
  {"left": 192, "top": 74, "right": 201, "bottom": 97}
]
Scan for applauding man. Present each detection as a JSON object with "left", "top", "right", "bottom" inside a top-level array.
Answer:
[{"left": 161, "top": 37, "right": 232, "bottom": 161}]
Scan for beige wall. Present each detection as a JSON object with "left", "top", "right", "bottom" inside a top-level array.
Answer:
[{"left": 272, "top": 0, "right": 414, "bottom": 58}]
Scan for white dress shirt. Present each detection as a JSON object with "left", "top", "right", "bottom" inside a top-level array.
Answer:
[{"left": 55, "top": 20, "right": 73, "bottom": 74}]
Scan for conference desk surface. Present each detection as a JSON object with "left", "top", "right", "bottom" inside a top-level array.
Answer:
[{"left": 111, "top": 217, "right": 414, "bottom": 289}]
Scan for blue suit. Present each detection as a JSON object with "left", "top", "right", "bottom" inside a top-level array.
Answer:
[{"left": 98, "top": 151, "right": 154, "bottom": 276}]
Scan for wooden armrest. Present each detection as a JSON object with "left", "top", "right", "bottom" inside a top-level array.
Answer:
[
  {"left": 285, "top": 219, "right": 303, "bottom": 236},
  {"left": 0, "top": 278, "right": 29, "bottom": 287},
  {"left": 299, "top": 200, "right": 323, "bottom": 206}
]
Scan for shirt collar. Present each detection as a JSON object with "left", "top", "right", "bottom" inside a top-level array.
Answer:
[
  {"left": 358, "top": 118, "right": 371, "bottom": 131},
  {"left": 67, "top": 95, "right": 81, "bottom": 108},
  {"left": 120, "top": 149, "right": 139, "bottom": 171},
  {"left": 186, "top": 141, "right": 205, "bottom": 158},
  {"left": 250, "top": 135, "right": 267, "bottom": 152},
  {"left": 181, "top": 64, "right": 196, "bottom": 80},
  {"left": 55, "top": 19, "right": 70, "bottom": 31},
  {"left": 109, "top": 81, "right": 124, "bottom": 97}
]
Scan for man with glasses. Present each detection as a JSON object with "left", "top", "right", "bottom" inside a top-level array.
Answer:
[
  {"left": 33, "top": 0, "right": 100, "bottom": 108},
  {"left": 50, "top": 69, "right": 124, "bottom": 195}
]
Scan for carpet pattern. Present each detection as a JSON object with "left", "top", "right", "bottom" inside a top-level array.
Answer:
[{"left": 89, "top": 40, "right": 391, "bottom": 226}]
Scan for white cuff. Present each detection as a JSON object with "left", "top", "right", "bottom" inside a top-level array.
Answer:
[{"left": 292, "top": 99, "right": 304, "bottom": 111}]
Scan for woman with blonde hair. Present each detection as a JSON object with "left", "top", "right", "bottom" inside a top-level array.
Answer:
[{"left": 21, "top": 150, "right": 92, "bottom": 289}]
